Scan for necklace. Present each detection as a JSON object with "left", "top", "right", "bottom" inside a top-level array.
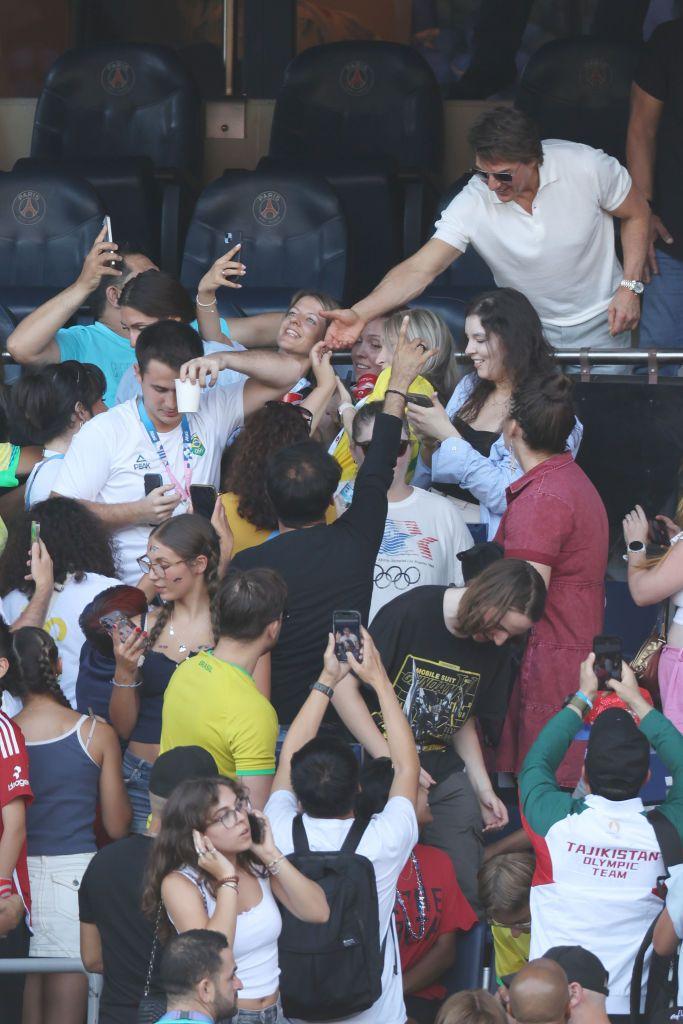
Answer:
[
  {"left": 167, "top": 612, "right": 187, "bottom": 654},
  {"left": 395, "top": 852, "right": 429, "bottom": 941}
]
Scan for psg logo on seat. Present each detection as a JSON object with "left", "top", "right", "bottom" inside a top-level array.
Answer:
[
  {"left": 339, "top": 60, "right": 374, "bottom": 97},
  {"left": 12, "top": 190, "right": 46, "bottom": 225},
  {"left": 252, "top": 190, "right": 287, "bottom": 227},
  {"left": 101, "top": 59, "right": 136, "bottom": 95}
]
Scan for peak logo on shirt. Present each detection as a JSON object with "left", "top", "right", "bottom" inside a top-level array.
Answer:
[
  {"left": 133, "top": 455, "right": 151, "bottom": 471},
  {"left": 189, "top": 434, "right": 206, "bottom": 458}
]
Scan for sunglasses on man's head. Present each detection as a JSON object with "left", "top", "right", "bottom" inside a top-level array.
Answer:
[
  {"left": 357, "top": 439, "right": 409, "bottom": 456},
  {"left": 470, "top": 167, "right": 514, "bottom": 184}
]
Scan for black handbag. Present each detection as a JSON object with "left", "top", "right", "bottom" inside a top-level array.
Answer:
[{"left": 137, "top": 903, "right": 166, "bottom": 1024}]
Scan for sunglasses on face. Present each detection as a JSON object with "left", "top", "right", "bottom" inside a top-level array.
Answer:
[
  {"left": 357, "top": 439, "right": 410, "bottom": 456},
  {"left": 470, "top": 167, "right": 514, "bottom": 184}
]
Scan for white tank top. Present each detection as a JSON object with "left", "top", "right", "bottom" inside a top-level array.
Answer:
[
  {"left": 670, "top": 532, "right": 683, "bottom": 626},
  {"left": 174, "top": 866, "right": 282, "bottom": 999}
]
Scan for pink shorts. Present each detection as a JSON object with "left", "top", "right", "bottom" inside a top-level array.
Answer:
[{"left": 658, "top": 645, "right": 683, "bottom": 733}]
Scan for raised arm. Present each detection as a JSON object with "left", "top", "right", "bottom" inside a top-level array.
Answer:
[
  {"left": 180, "top": 348, "right": 305, "bottom": 416},
  {"left": 623, "top": 504, "right": 683, "bottom": 606},
  {"left": 321, "top": 239, "right": 460, "bottom": 349},
  {"left": 249, "top": 811, "right": 329, "bottom": 924},
  {"left": 7, "top": 540, "right": 54, "bottom": 631},
  {"left": 299, "top": 342, "right": 339, "bottom": 434},
  {"left": 7, "top": 226, "right": 122, "bottom": 365}
]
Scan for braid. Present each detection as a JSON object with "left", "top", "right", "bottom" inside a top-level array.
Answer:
[
  {"left": 146, "top": 602, "right": 172, "bottom": 651},
  {"left": 34, "top": 633, "right": 70, "bottom": 708},
  {"left": 205, "top": 547, "right": 221, "bottom": 645}
]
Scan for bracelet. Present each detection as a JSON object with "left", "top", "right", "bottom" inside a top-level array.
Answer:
[
  {"left": 567, "top": 696, "right": 589, "bottom": 719},
  {"left": 310, "top": 680, "right": 335, "bottom": 700},
  {"left": 111, "top": 677, "right": 142, "bottom": 688},
  {"left": 196, "top": 294, "right": 218, "bottom": 308},
  {"left": 217, "top": 880, "right": 239, "bottom": 892},
  {"left": 385, "top": 389, "right": 406, "bottom": 401},
  {"left": 266, "top": 854, "right": 286, "bottom": 876},
  {"left": 338, "top": 402, "right": 354, "bottom": 415},
  {"left": 575, "top": 690, "right": 594, "bottom": 709},
  {"left": 216, "top": 875, "right": 239, "bottom": 886}
]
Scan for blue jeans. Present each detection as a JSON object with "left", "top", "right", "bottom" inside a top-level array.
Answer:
[
  {"left": 233, "top": 999, "right": 284, "bottom": 1023},
  {"left": 638, "top": 247, "right": 683, "bottom": 376},
  {"left": 122, "top": 748, "right": 153, "bottom": 834}
]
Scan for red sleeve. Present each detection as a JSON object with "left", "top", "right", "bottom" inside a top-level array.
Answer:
[
  {"left": 430, "top": 848, "right": 478, "bottom": 935},
  {"left": 500, "top": 492, "right": 574, "bottom": 568},
  {"left": 0, "top": 715, "right": 33, "bottom": 809}
]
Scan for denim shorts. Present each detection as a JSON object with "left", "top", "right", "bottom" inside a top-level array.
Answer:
[
  {"left": 232, "top": 998, "right": 284, "bottom": 1023},
  {"left": 122, "top": 748, "right": 153, "bottom": 833}
]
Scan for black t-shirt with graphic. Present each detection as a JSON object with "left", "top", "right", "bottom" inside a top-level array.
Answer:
[{"left": 369, "top": 585, "right": 517, "bottom": 781}]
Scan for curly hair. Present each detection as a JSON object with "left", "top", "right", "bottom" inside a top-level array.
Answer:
[
  {"left": 142, "top": 776, "right": 265, "bottom": 939},
  {"left": 0, "top": 497, "right": 118, "bottom": 597},
  {"left": 222, "top": 402, "right": 311, "bottom": 530},
  {"left": 10, "top": 627, "right": 70, "bottom": 707}
]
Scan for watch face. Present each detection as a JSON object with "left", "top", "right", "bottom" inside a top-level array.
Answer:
[{"left": 634, "top": 281, "right": 644, "bottom": 295}]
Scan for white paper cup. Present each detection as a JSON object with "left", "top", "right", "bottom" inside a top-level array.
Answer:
[{"left": 175, "top": 378, "right": 201, "bottom": 413}]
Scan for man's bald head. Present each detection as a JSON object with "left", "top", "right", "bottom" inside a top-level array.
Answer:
[{"left": 510, "top": 959, "right": 570, "bottom": 1024}]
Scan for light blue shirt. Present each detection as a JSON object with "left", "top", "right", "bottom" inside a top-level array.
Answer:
[
  {"left": 413, "top": 372, "right": 584, "bottom": 540},
  {"left": 56, "top": 322, "right": 135, "bottom": 407}
]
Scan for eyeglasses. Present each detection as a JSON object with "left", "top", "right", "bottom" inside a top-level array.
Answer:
[
  {"left": 470, "top": 167, "right": 514, "bottom": 184},
  {"left": 136, "top": 555, "right": 187, "bottom": 578},
  {"left": 208, "top": 797, "right": 252, "bottom": 831},
  {"left": 488, "top": 916, "right": 532, "bottom": 932},
  {"left": 357, "top": 439, "right": 409, "bottom": 456}
]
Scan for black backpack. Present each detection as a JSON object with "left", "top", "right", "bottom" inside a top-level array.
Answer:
[{"left": 277, "top": 813, "right": 392, "bottom": 1021}]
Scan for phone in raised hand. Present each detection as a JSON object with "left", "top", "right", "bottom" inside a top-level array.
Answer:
[
  {"left": 99, "top": 610, "right": 137, "bottom": 643},
  {"left": 333, "top": 610, "right": 362, "bottom": 663},
  {"left": 593, "top": 634, "right": 623, "bottom": 683},
  {"left": 224, "top": 230, "right": 244, "bottom": 265}
]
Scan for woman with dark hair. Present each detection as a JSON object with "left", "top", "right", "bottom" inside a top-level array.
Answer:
[
  {"left": 407, "top": 288, "right": 583, "bottom": 540},
  {"left": 142, "top": 776, "right": 329, "bottom": 1024},
  {"left": 75, "top": 584, "right": 148, "bottom": 721},
  {"left": 13, "top": 361, "right": 107, "bottom": 508},
  {"left": 11, "top": 627, "right": 129, "bottom": 1024},
  {"left": 0, "top": 497, "right": 119, "bottom": 709},
  {"left": 108, "top": 514, "right": 222, "bottom": 832},
  {"left": 220, "top": 401, "right": 317, "bottom": 555},
  {"left": 333, "top": 557, "right": 546, "bottom": 913},
  {"left": 495, "top": 373, "right": 608, "bottom": 786}
]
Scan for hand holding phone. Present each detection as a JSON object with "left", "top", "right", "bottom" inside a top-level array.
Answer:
[
  {"left": 30, "top": 521, "right": 41, "bottom": 545},
  {"left": 405, "top": 393, "right": 434, "bottom": 408},
  {"left": 144, "top": 473, "right": 164, "bottom": 496},
  {"left": 333, "top": 610, "right": 362, "bottom": 663},
  {"left": 593, "top": 634, "right": 622, "bottom": 683},
  {"left": 100, "top": 610, "right": 137, "bottom": 643}
]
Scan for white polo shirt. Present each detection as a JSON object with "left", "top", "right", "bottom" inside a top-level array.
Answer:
[
  {"left": 54, "top": 385, "right": 244, "bottom": 583},
  {"left": 433, "top": 139, "right": 632, "bottom": 327}
]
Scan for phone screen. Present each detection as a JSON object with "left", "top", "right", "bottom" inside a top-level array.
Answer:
[
  {"left": 333, "top": 610, "right": 362, "bottom": 663},
  {"left": 30, "top": 521, "right": 41, "bottom": 544},
  {"left": 593, "top": 634, "right": 623, "bottom": 682},
  {"left": 99, "top": 610, "right": 136, "bottom": 642},
  {"left": 190, "top": 485, "right": 217, "bottom": 520}
]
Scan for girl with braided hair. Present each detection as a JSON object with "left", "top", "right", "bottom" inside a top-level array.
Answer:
[
  {"left": 10, "top": 626, "right": 130, "bottom": 1024},
  {"left": 110, "top": 513, "right": 226, "bottom": 833}
]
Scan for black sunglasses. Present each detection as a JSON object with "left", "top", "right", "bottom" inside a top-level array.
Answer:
[
  {"left": 470, "top": 167, "right": 514, "bottom": 184},
  {"left": 357, "top": 439, "right": 409, "bottom": 456}
]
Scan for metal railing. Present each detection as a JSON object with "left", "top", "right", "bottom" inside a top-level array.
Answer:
[{"left": 0, "top": 958, "right": 102, "bottom": 1024}]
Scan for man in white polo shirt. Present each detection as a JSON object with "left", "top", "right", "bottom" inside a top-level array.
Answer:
[
  {"left": 53, "top": 320, "right": 304, "bottom": 583},
  {"left": 321, "top": 106, "right": 650, "bottom": 359}
]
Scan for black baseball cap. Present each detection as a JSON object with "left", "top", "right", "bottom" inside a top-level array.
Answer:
[
  {"left": 584, "top": 707, "right": 650, "bottom": 798},
  {"left": 149, "top": 746, "right": 218, "bottom": 798},
  {"left": 543, "top": 946, "right": 609, "bottom": 996}
]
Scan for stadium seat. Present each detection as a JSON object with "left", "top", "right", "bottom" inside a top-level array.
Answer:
[
  {"left": 24, "top": 44, "right": 202, "bottom": 269},
  {"left": 441, "top": 920, "right": 488, "bottom": 994},
  {"left": 180, "top": 167, "right": 347, "bottom": 315},
  {"left": 515, "top": 37, "right": 641, "bottom": 163},
  {"left": 0, "top": 169, "right": 104, "bottom": 322},
  {"left": 267, "top": 41, "right": 443, "bottom": 302}
]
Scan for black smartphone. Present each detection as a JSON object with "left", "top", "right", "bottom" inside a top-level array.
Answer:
[
  {"left": 405, "top": 393, "right": 434, "bottom": 408},
  {"left": 248, "top": 813, "right": 264, "bottom": 845},
  {"left": 144, "top": 473, "right": 163, "bottom": 496},
  {"left": 650, "top": 518, "right": 671, "bottom": 548},
  {"left": 190, "top": 484, "right": 217, "bottom": 520},
  {"left": 593, "top": 634, "right": 623, "bottom": 682},
  {"left": 333, "top": 610, "right": 362, "bottom": 663},
  {"left": 224, "top": 230, "right": 244, "bottom": 265}
]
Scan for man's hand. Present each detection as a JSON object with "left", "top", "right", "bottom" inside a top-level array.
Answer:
[
  {"left": 578, "top": 652, "right": 600, "bottom": 704},
  {"left": 139, "top": 485, "right": 181, "bottom": 525},
  {"left": 76, "top": 226, "right": 123, "bottom": 293},
  {"left": 405, "top": 393, "right": 458, "bottom": 443},
  {"left": 0, "top": 894, "right": 24, "bottom": 938},
  {"left": 319, "top": 308, "right": 365, "bottom": 350},
  {"left": 25, "top": 539, "right": 53, "bottom": 591},
  {"left": 608, "top": 287, "right": 641, "bottom": 336},
  {"left": 388, "top": 316, "right": 438, "bottom": 391},
  {"left": 478, "top": 789, "right": 509, "bottom": 832},
  {"left": 347, "top": 627, "right": 391, "bottom": 692},
  {"left": 180, "top": 354, "right": 225, "bottom": 387},
  {"left": 197, "top": 244, "right": 246, "bottom": 299},
  {"left": 645, "top": 215, "right": 674, "bottom": 281},
  {"left": 606, "top": 661, "right": 652, "bottom": 719}
]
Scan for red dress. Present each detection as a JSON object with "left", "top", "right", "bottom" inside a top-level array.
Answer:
[{"left": 494, "top": 453, "right": 608, "bottom": 786}]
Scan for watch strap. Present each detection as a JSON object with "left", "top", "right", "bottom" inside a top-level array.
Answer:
[{"left": 310, "top": 680, "right": 335, "bottom": 699}]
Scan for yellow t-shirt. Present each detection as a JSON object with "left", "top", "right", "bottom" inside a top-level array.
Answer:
[
  {"left": 492, "top": 927, "right": 530, "bottom": 983},
  {"left": 221, "top": 491, "right": 336, "bottom": 555},
  {"left": 160, "top": 653, "right": 278, "bottom": 779}
]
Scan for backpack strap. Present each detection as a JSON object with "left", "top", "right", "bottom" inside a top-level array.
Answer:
[
  {"left": 292, "top": 814, "right": 311, "bottom": 854},
  {"left": 648, "top": 809, "right": 683, "bottom": 871},
  {"left": 340, "top": 816, "right": 371, "bottom": 855}
]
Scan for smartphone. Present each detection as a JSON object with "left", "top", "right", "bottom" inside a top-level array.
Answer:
[
  {"left": 333, "top": 610, "right": 362, "bottom": 663},
  {"left": 144, "top": 473, "right": 163, "bottom": 496},
  {"left": 248, "top": 813, "right": 264, "bottom": 845},
  {"left": 30, "top": 521, "right": 40, "bottom": 545},
  {"left": 103, "top": 215, "right": 113, "bottom": 244},
  {"left": 224, "top": 230, "right": 244, "bottom": 265},
  {"left": 650, "top": 518, "right": 671, "bottom": 548},
  {"left": 405, "top": 393, "right": 434, "bottom": 408},
  {"left": 190, "top": 484, "right": 217, "bottom": 520},
  {"left": 99, "top": 610, "right": 137, "bottom": 642},
  {"left": 593, "top": 634, "right": 623, "bottom": 682}
]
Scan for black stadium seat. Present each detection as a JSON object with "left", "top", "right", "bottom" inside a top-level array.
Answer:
[
  {"left": 515, "top": 36, "right": 642, "bottom": 163},
  {"left": 23, "top": 44, "right": 202, "bottom": 269},
  {"left": 0, "top": 169, "right": 104, "bottom": 322},
  {"left": 180, "top": 168, "right": 347, "bottom": 315},
  {"left": 267, "top": 41, "right": 443, "bottom": 302}
]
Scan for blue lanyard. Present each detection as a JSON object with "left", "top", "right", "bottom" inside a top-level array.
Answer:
[{"left": 137, "top": 399, "right": 193, "bottom": 502}]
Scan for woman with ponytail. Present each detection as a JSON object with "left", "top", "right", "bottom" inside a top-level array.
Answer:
[
  {"left": 11, "top": 627, "right": 130, "bottom": 1024},
  {"left": 109, "top": 513, "right": 223, "bottom": 832}
]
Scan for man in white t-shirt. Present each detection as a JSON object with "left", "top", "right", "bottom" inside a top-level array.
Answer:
[
  {"left": 265, "top": 630, "right": 419, "bottom": 1024},
  {"left": 351, "top": 400, "right": 472, "bottom": 620},
  {"left": 53, "top": 320, "right": 305, "bottom": 583},
  {"left": 321, "top": 106, "right": 650, "bottom": 356}
]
